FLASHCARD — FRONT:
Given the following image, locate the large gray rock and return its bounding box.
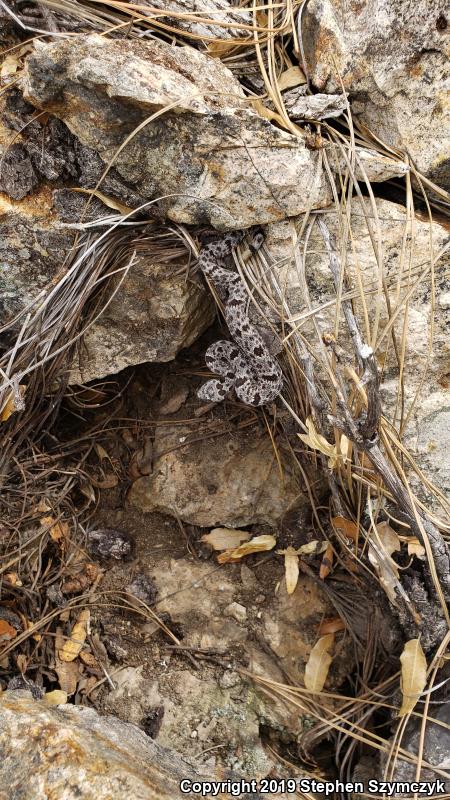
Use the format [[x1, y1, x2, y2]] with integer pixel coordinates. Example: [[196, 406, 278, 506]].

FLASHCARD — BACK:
[[138, 0, 252, 40], [302, 0, 450, 189], [265, 198, 450, 510], [22, 34, 332, 230], [0, 193, 214, 382], [0, 690, 267, 799]]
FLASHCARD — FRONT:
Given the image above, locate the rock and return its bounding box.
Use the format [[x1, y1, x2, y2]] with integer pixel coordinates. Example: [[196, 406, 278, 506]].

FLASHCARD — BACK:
[[0, 191, 213, 382], [265, 198, 450, 509], [137, 0, 252, 41], [224, 602, 247, 623], [283, 88, 348, 120], [87, 528, 134, 561], [0, 191, 75, 333], [23, 34, 331, 230], [380, 703, 450, 795], [128, 415, 316, 527], [0, 690, 269, 799], [69, 227, 214, 383], [302, 0, 450, 188], [99, 555, 335, 775], [330, 146, 410, 182]]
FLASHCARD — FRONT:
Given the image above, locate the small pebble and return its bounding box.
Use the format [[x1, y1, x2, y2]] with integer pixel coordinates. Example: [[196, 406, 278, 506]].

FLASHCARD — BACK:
[[218, 671, 241, 689], [224, 602, 247, 623]]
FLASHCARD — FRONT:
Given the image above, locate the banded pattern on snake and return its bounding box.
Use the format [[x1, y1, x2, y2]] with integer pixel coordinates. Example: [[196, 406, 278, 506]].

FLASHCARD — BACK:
[[197, 227, 283, 406]]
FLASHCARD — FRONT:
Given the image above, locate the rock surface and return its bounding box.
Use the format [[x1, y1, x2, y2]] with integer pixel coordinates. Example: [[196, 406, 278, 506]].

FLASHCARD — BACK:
[[23, 34, 332, 230], [139, 0, 252, 40], [127, 414, 316, 527], [97, 550, 346, 776], [265, 198, 450, 509], [303, 0, 450, 188], [0, 194, 213, 381], [0, 690, 268, 799]]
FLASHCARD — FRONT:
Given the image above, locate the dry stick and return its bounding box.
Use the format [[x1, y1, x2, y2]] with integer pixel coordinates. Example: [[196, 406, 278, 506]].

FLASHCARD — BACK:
[[317, 218, 450, 609]]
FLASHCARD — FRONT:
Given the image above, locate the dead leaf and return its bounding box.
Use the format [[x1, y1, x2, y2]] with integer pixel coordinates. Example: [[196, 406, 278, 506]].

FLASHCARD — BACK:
[[202, 528, 251, 551], [399, 639, 427, 717], [1, 53, 21, 79], [332, 516, 359, 542], [318, 618, 345, 635], [283, 547, 299, 595], [59, 609, 90, 662], [276, 540, 328, 557], [38, 500, 69, 545], [217, 535, 276, 564], [278, 65, 306, 91], [299, 417, 347, 469], [94, 443, 109, 461], [61, 573, 90, 595], [319, 543, 334, 580], [4, 572, 22, 587], [79, 651, 101, 670], [0, 384, 27, 423], [16, 654, 27, 674], [0, 620, 17, 641], [407, 538, 426, 559], [304, 634, 335, 693], [45, 690, 68, 705]]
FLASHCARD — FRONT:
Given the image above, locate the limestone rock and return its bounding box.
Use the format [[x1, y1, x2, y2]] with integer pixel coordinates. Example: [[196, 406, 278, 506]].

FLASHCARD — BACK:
[[283, 88, 348, 120], [70, 232, 214, 383], [23, 34, 331, 230], [330, 146, 410, 182], [127, 417, 313, 527], [0, 191, 75, 329], [0, 690, 266, 799], [138, 0, 252, 41], [99, 555, 332, 771], [0, 193, 213, 382], [265, 198, 450, 508], [303, 0, 450, 188]]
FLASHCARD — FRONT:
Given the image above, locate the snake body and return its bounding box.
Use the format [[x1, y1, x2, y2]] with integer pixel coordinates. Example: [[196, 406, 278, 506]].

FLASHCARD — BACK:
[[197, 228, 283, 406]]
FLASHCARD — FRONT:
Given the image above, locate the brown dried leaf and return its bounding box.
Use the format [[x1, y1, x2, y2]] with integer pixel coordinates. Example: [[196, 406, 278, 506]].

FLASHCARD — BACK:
[[318, 618, 345, 635], [399, 639, 427, 717], [278, 65, 306, 90], [304, 634, 335, 693], [319, 543, 334, 580], [4, 572, 22, 587], [332, 516, 359, 542], [284, 547, 299, 595], [217, 535, 276, 564], [45, 690, 68, 705], [79, 651, 101, 670], [0, 620, 17, 641], [202, 528, 251, 551], [407, 538, 426, 559], [16, 654, 27, 674], [59, 609, 90, 662]]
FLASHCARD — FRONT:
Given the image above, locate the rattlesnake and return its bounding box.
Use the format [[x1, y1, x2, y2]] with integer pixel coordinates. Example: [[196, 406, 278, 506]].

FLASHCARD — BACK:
[[197, 227, 283, 406]]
